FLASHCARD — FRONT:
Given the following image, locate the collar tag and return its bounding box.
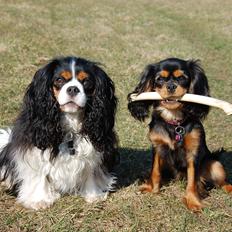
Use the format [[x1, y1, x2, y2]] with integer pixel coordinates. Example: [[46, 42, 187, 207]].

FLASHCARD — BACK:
[[175, 125, 186, 144], [63, 132, 76, 156]]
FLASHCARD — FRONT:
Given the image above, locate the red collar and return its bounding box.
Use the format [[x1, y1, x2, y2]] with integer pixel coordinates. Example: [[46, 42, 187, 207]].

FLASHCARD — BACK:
[[165, 119, 184, 126]]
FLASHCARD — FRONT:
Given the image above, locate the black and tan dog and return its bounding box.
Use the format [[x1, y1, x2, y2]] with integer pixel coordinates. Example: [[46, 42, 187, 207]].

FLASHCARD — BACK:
[[128, 58, 232, 211]]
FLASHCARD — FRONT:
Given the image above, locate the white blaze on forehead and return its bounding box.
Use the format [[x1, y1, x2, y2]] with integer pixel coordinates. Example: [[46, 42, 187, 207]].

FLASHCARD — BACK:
[[67, 59, 84, 93], [71, 59, 76, 80]]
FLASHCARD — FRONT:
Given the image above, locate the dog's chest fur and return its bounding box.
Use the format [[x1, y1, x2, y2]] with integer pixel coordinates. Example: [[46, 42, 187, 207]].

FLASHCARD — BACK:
[[15, 113, 103, 193], [50, 134, 103, 193], [150, 107, 189, 171], [0, 112, 115, 209]]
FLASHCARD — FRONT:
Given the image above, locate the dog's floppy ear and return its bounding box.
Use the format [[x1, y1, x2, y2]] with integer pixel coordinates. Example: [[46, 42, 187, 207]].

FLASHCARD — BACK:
[[128, 64, 157, 121], [184, 59, 210, 119], [13, 58, 64, 156], [133, 64, 157, 94], [81, 63, 118, 169], [188, 60, 210, 96]]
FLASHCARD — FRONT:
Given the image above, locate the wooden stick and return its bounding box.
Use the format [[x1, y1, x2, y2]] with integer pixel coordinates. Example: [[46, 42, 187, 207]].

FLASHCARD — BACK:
[[129, 92, 232, 115]]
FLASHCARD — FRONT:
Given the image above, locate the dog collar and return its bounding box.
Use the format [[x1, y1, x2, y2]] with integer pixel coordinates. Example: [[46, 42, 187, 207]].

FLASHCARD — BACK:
[[67, 139, 75, 155], [166, 119, 183, 126], [165, 119, 186, 144], [63, 132, 76, 155]]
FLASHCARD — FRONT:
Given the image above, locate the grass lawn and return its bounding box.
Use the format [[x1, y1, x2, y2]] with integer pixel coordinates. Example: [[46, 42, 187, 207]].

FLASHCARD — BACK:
[[0, 0, 232, 231]]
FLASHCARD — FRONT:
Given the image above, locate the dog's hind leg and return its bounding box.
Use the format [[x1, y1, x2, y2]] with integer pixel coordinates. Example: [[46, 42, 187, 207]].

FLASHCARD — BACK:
[[202, 159, 232, 194]]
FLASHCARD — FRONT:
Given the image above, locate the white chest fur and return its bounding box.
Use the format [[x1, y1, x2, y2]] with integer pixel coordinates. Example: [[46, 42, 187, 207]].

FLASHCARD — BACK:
[[50, 135, 103, 193], [13, 134, 115, 210], [8, 112, 116, 210]]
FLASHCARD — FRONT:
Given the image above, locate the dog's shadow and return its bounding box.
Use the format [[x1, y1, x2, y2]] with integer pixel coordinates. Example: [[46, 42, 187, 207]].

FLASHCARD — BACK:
[[113, 147, 152, 188], [114, 147, 232, 193]]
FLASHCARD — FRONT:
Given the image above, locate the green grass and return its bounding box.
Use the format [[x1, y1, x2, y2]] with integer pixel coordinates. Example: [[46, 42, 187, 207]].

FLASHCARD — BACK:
[[0, 0, 232, 231]]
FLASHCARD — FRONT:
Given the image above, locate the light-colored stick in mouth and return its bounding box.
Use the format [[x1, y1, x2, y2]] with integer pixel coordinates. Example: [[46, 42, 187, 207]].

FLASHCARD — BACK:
[[129, 92, 232, 115]]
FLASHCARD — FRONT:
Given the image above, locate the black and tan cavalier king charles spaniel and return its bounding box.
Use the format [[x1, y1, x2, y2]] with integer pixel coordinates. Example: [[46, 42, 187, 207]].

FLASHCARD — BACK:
[[0, 56, 118, 210], [128, 58, 232, 211]]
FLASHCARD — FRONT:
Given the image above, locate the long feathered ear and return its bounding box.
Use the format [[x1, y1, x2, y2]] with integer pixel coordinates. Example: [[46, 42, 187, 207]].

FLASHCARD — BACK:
[[12, 59, 64, 156], [128, 64, 157, 121], [81, 64, 118, 170], [184, 59, 210, 120]]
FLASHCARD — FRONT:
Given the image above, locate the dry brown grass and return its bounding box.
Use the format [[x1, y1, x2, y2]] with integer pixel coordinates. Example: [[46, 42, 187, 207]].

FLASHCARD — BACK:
[[0, 0, 232, 231]]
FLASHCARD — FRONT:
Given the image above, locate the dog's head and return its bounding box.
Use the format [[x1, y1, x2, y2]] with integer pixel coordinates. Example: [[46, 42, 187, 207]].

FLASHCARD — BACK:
[[18, 56, 117, 161], [52, 59, 89, 113], [51, 57, 115, 115], [128, 58, 210, 121]]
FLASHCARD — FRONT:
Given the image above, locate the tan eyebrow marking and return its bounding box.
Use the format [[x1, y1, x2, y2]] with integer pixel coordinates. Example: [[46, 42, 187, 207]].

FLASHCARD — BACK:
[[77, 71, 88, 81], [60, 71, 72, 80], [160, 70, 169, 78], [173, 69, 184, 78]]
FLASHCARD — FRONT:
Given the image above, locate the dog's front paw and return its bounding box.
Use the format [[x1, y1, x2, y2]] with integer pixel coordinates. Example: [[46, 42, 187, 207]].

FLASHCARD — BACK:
[[18, 190, 60, 210], [140, 183, 153, 193], [139, 181, 160, 194], [222, 184, 232, 193], [183, 193, 203, 212], [21, 200, 54, 210], [84, 192, 108, 203]]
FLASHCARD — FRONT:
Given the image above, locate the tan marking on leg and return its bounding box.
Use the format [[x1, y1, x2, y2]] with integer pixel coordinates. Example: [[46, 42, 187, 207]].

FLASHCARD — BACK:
[[150, 130, 174, 150], [222, 185, 232, 193], [184, 129, 200, 160], [210, 161, 225, 183], [183, 130, 202, 211], [140, 152, 163, 193], [201, 160, 232, 194], [183, 159, 203, 211]]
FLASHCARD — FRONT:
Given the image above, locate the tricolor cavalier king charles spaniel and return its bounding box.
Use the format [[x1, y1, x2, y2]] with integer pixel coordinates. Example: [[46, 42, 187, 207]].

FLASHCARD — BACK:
[[128, 58, 232, 211], [0, 56, 118, 210]]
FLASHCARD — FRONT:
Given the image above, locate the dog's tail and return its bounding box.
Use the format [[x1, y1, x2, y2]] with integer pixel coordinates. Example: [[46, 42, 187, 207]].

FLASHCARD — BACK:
[[0, 128, 11, 152]]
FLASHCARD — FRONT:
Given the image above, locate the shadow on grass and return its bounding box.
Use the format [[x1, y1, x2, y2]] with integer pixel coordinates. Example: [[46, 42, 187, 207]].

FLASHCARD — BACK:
[[113, 147, 153, 188], [113, 148, 232, 191]]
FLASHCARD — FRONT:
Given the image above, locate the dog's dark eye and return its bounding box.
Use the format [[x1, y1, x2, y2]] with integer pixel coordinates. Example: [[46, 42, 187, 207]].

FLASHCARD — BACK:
[[57, 77, 64, 82], [176, 76, 187, 82], [54, 77, 65, 87], [56, 77, 64, 83], [155, 76, 164, 83]]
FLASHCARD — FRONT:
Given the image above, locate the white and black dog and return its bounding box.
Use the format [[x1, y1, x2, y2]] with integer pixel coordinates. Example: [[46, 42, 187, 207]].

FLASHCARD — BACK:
[[0, 56, 118, 210]]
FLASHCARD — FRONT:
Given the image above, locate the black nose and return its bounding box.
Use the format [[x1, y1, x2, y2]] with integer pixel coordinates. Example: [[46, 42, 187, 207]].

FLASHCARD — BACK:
[[67, 86, 80, 97], [166, 83, 177, 93]]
